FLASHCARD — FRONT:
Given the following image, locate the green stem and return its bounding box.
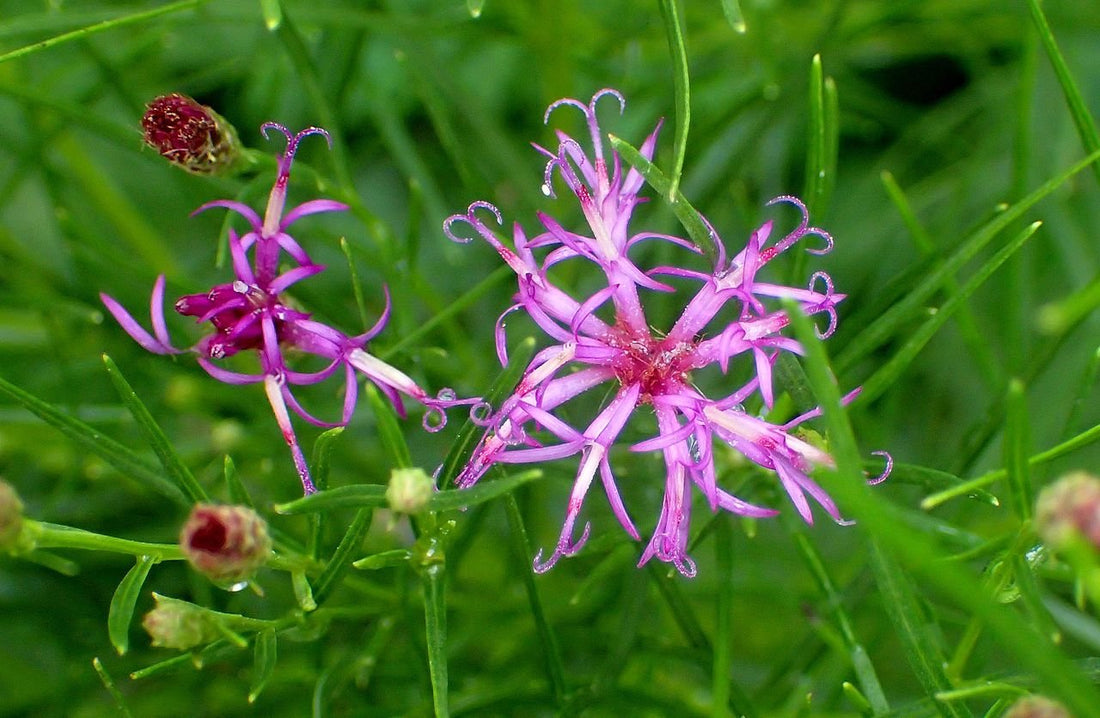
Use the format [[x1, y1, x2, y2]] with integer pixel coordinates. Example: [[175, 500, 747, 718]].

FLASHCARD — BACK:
[[32, 522, 183, 560], [657, 0, 691, 200], [0, 0, 212, 66], [503, 493, 567, 703], [422, 562, 449, 718]]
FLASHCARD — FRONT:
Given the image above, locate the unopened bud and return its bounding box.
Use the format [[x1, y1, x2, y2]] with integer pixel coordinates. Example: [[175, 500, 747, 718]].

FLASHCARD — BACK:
[[180, 504, 271, 587], [1004, 695, 1071, 718], [1035, 471, 1100, 552], [0, 479, 24, 552], [386, 468, 434, 515], [142, 94, 239, 174], [142, 594, 219, 650]]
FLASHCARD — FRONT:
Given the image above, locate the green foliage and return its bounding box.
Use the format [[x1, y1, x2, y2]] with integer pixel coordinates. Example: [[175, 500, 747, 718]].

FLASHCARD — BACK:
[[0, 1, 1098, 716]]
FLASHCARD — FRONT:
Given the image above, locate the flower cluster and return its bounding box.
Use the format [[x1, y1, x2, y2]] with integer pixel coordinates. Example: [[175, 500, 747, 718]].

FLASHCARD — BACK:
[[445, 89, 889, 576], [103, 123, 478, 494]]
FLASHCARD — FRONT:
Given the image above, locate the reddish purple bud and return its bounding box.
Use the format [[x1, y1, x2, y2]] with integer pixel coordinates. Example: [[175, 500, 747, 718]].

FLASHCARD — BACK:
[[180, 504, 271, 586], [142, 94, 239, 174], [1003, 695, 1071, 718], [1036, 471, 1100, 552]]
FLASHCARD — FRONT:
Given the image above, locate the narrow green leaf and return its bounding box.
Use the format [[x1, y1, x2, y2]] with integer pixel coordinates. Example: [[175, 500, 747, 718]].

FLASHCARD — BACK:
[[1025, 0, 1100, 186], [429, 469, 542, 512], [422, 562, 449, 718], [92, 658, 134, 718], [352, 548, 412, 570], [803, 55, 831, 219], [312, 508, 372, 606], [870, 541, 971, 718], [610, 135, 719, 265], [248, 629, 278, 704], [259, 0, 282, 30], [274, 484, 388, 515], [102, 356, 207, 504], [658, 0, 691, 199], [1036, 273, 1100, 336], [1004, 379, 1033, 521], [879, 171, 1001, 389], [923, 421, 1100, 509], [842, 682, 874, 717], [719, 0, 747, 32], [364, 384, 412, 470], [380, 265, 513, 361], [788, 519, 889, 714], [888, 463, 998, 506], [713, 515, 733, 718], [339, 237, 371, 332], [647, 562, 710, 651], [0, 373, 187, 506], [309, 427, 344, 494], [291, 570, 317, 612], [108, 556, 156, 656], [858, 222, 1041, 404], [223, 456, 254, 508], [837, 151, 1100, 373], [0, 0, 211, 65], [35, 522, 183, 560], [1062, 344, 1100, 440], [438, 336, 536, 489], [503, 493, 566, 703], [785, 303, 1100, 717]]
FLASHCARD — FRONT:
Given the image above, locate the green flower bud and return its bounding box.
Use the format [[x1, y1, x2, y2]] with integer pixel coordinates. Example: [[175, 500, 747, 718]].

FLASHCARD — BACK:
[[142, 594, 220, 650], [386, 468, 435, 515], [0, 479, 25, 553], [180, 504, 271, 587]]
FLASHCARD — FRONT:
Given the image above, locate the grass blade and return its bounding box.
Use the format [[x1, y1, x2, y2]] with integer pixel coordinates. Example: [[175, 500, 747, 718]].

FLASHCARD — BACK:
[[0, 373, 187, 506], [107, 555, 156, 656], [248, 629, 278, 704], [103, 355, 207, 504], [1025, 0, 1100, 186], [837, 152, 1100, 373], [858, 222, 1041, 403]]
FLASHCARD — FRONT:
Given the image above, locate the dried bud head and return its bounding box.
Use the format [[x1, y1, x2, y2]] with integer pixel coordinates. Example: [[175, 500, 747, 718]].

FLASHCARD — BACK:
[[1036, 471, 1100, 552], [386, 467, 435, 515], [0, 479, 24, 552], [142, 93, 239, 174], [180, 504, 271, 586], [1004, 695, 1072, 718], [142, 594, 219, 650]]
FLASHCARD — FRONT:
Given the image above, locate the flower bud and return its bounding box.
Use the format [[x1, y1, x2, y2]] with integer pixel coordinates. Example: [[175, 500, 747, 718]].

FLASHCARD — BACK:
[[142, 593, 220, 650], [0, 479, 25, 552], [386, 467, 435, 515], [1003, 695, 1071, 718], [180, 504, 271, 586], [1035, 471, 1100, 552], [141, 93, 240, 174]]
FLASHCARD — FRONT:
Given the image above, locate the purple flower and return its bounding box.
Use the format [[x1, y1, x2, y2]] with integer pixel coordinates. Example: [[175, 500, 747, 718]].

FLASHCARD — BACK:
[[444, 90, 889, 577], [103, 124, 478, 495]]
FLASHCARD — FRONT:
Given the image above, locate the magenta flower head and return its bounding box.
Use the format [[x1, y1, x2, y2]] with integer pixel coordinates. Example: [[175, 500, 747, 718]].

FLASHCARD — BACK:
[[102, 124, 479, 494], [445, 89, 890, 577], [142, 93, 240, 174]]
